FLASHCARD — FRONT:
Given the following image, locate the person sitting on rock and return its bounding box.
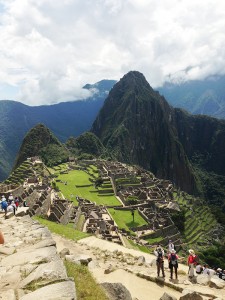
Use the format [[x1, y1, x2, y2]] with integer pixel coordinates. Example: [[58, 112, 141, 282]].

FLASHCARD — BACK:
[[168, 249, 179, 280], [202, 264, 210, 276], [154, 245, 165, 278], [195, 262, 203, 274]]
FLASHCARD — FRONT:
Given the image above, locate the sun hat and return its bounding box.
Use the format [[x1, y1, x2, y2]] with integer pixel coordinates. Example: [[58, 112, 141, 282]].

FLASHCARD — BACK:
[[171, 249, 176, 254], [189, 249, 195, 255]]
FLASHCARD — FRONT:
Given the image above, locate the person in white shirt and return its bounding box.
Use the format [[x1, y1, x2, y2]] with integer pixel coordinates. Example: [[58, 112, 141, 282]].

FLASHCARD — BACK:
[[195, 263, 203, 274], [168, 240, 175, 253], [203, 265, 210, 275]]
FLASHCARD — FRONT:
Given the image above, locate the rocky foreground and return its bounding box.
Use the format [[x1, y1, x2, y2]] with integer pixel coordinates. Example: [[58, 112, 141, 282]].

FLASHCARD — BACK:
[[1, 214, 225, 300], [0, 215, 76, 300]]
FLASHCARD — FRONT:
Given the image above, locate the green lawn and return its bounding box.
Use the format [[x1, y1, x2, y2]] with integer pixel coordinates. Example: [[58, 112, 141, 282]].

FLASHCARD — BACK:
[[108, 208, 148, 231], [34, 216, 89, 241], [55, 169, 121, 206]]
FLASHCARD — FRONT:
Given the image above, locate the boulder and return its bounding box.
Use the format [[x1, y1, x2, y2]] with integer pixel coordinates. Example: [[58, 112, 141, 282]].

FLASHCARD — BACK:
[[179, 289, 203, 300], [65, 254, 92, 266], [104, 264, 114, 274], [1, 246, 58, 267], [59, 248, 70, 258], [196, 274, 210, 286], [19, 280, 76, 300], [160, 292, 177, 300], [101, 282, 132, 300], [20, 260, 68, 288], [0, 289, 16, 300], [209, 277, 225, 289], [137, 256, 145, 266]]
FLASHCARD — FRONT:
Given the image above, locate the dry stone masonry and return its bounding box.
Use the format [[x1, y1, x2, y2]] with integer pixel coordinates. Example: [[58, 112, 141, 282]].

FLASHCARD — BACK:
[[0, 215, 76, 300]]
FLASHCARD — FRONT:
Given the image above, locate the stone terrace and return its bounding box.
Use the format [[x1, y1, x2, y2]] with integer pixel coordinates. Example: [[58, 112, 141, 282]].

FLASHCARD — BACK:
[[0, 215, 76, 300]]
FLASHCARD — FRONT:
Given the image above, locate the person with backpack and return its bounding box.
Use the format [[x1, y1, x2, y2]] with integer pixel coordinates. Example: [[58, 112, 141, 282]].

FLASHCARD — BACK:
[[154, 245, 165, 278], [187, 249, 198, 278], [168, 249, 179, 280], [1, 196, 8, 218]]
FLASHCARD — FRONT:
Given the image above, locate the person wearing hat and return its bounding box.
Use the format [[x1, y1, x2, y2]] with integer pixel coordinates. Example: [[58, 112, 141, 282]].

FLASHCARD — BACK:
[[168, 249, 179, 280], [154, 245, 165, 278], [187, 249, 197, 278]]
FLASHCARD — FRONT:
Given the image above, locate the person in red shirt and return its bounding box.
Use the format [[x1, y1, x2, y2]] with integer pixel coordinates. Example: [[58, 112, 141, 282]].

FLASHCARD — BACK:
[[168, 249, 179, 280], [187, 249, 197, 278]]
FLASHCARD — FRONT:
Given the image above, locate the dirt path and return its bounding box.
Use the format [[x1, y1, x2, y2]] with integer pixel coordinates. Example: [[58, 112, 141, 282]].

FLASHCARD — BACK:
[[52, 234, 182, 299]]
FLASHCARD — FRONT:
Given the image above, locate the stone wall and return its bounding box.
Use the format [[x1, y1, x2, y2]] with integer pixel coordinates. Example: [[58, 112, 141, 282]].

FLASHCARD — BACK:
[[0, 215, 76, 300]]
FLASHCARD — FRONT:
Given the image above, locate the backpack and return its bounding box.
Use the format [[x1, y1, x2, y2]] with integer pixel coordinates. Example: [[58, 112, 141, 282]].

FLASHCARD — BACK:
[[170, 253, 177, 265], [157, 250, 163, 262], [2, 201, 8, 210]]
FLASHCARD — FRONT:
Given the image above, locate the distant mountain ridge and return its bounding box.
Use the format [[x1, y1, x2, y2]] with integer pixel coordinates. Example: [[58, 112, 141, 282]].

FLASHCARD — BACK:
[[158, 75, 225, 119], [0, 80, 116, 181]]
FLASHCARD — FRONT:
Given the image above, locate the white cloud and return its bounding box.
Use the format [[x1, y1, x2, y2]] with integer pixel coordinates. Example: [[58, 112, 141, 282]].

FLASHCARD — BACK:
[[0, 0, 225, 105]]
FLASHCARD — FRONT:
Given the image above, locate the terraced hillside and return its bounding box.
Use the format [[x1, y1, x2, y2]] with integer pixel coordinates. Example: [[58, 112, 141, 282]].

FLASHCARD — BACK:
[[4, 160, 34, 185], [173, 191, 220, 251]]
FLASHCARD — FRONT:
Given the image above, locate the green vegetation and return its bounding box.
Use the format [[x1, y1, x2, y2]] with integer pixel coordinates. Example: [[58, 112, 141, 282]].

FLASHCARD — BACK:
[[108, 208, 147, 232], [5, 160, 34, 185], [66, 132, 107, 158], [54, 168, 120, 206], [33, 216, 89, 241], [126, 238, 150, 253], [14, 124, 69, 169], [64, 261, 109, 300]]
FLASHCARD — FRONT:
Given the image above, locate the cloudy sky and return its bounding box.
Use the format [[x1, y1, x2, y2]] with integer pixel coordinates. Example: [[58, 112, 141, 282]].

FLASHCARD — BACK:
[[0, 0, 225, 105]]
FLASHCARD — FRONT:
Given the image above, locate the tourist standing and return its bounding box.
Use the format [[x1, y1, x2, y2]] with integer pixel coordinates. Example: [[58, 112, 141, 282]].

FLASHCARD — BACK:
[[1, 196, 8, 218], [168, 249, 179, 280], [187, 249, 197, 278], [168, 240, 175, 253], [8, 193, 14, 204], [154, 245, 165, 278]]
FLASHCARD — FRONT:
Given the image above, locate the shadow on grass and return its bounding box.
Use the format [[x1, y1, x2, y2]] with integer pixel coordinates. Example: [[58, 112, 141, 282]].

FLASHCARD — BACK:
[[125, 221, 140, 228]]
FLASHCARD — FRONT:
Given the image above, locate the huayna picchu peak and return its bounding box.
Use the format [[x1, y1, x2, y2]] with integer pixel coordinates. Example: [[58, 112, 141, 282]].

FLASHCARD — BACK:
[[91, 71, 225, 199]]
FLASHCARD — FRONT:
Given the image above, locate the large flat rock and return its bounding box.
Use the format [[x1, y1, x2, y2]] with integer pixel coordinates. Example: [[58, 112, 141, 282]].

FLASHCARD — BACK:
[[20, 260, 68, 288], [1, 246, 58, 266], [19, 281, 76, 300]]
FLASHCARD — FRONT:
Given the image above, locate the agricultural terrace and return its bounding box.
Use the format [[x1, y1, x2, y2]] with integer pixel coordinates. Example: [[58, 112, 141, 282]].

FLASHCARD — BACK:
[[54, 167, 121, 206], [108, 208, 148, 232]]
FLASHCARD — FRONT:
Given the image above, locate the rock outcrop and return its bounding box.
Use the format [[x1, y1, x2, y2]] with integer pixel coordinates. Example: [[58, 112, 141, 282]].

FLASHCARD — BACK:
[[0, 215, 76, 300]]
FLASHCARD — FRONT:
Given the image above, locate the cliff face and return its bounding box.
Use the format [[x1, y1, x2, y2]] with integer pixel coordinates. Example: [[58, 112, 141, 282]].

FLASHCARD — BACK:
[[91, 71, 197, 193], [174, 109, 225, 176]]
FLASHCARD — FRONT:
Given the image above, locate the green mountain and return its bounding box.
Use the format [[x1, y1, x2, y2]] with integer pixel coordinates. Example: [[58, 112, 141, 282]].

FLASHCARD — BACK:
[[14, 124, 69, 169], [158, 75, 225, 119], [66, 132, 107, 158], [0, 80, 116, 181], [91, 71, 225, 199]]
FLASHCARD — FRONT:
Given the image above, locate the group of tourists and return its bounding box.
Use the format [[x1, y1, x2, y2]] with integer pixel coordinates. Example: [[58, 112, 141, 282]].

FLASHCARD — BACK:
[[154, 240, 178, 280], [0, 194, 27, 218], [154, 241, 225, 281]]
